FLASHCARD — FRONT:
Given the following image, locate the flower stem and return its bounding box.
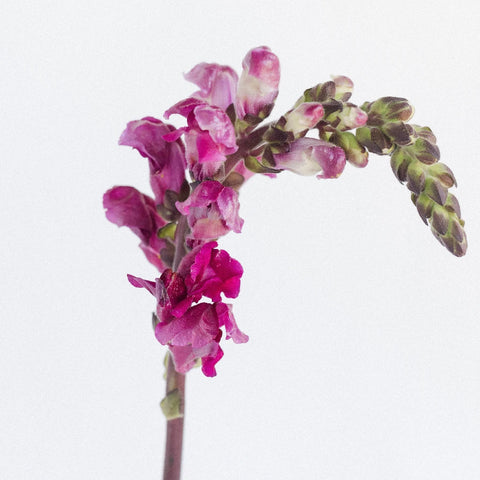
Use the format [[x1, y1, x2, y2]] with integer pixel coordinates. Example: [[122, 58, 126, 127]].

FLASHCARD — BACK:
[[163, 353, 185, 480], [162, 214, 189, 480]]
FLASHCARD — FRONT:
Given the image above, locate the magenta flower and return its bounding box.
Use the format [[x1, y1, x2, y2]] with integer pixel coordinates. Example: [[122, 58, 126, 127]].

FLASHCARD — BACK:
[[118, 117, 187, 205], [159, 302, 246, 376], [235, 46, 280, 120], [178, 241, 243, 303], [128, 242, 247, 376], [103, 186, 168, 270], [184, 62, 238, 111], [273, 137, 346, 179], [164, 98, 237, 180], [176, 180, 244, 242]]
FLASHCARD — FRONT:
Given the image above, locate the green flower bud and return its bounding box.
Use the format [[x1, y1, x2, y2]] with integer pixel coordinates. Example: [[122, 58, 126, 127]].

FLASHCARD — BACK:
[[390, 147, 414, 182], [356, 126, 394, 155], [362, 97, 415, 125], [329, 131, 368, 167], [381, 122, 415, 145], [410, 137, 441, 164]]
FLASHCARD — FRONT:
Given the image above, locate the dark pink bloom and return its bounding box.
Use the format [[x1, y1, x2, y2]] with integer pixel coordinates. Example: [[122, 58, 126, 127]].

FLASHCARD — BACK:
[[178, 241, 243, 303], [103, 186, 167, 270], [118, 117, 187, 205], [157, 302, 247, 376], [184, 62, 238, 110], [176, 180, 243, 241], [164, 99, 237, 180], [273, 137, 346, 179], [128, 243, 247, 377], [235, 46, 280, 119]]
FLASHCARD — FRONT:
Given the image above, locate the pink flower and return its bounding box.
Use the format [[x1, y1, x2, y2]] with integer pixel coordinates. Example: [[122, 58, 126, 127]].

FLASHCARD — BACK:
[[118, 117, 187, 205], [273, 137, 346, 179], [235, 46, 280, 120], [128, 242, 247, 377], [103, 186, 168, 270], [178, 241, 243, 302], [176, 180, 243, 242], [283, 102, 324, 136], [184, 62, 238, 110], [164, 99, 237, 180]]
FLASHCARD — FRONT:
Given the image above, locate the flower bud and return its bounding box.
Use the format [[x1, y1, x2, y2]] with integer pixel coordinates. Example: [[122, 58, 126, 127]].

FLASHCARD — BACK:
[[283, 102, 324, 136], [362, 97, 415, 125], [331, 75, 354, 101], [356, 126, 393, 155], [329, 131, 368, 167], [327, 104, 368, 131], [235, 46, 280, 120], [273, 137, 346, 179]]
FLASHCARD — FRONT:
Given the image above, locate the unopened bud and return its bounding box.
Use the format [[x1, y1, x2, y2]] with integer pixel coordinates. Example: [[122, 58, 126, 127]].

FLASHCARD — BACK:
[[329, 131, 368, 167], [356, 126, 393, 155], [390, 147, 414, 182], [430, 203, 467, 257], [326, 104, 368, 131], [331, 75, 354, 101], [283, 102, 324, 136], [362, 97, 415, 125], [406, 160, 426, 195], [411, 137, 440, 165], [424, 176, 448, 205], [300, 81, 336, 104], [428, 162, 457, 188], [382, 122, 415, 145]]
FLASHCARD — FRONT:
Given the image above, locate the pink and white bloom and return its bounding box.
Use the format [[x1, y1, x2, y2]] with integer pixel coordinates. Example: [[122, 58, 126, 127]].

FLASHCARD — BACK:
[[103, 186, 167, 271], [335, 105, 368, 131], [235, 46, 280, 119], [165, 99, 237, 180], [273, 137, 346, 179], [184, 62, 238, 110], [283, 102, 324, 136], [176, 180, 243, 242], [118, 117, 187, 205]]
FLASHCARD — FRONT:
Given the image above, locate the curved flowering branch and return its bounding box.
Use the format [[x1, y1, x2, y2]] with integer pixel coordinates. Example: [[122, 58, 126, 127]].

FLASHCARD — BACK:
[[103, 44, 467, 480], [104, 45, 467, 377]]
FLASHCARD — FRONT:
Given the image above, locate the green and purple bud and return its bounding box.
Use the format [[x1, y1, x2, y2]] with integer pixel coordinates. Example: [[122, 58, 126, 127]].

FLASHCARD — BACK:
[[331, 75, 354, 102], [362, 97, 415, 125], [329, 131, 369, 167]]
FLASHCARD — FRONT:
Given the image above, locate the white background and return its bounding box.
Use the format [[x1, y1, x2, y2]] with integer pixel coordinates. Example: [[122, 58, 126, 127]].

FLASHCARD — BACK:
[[2, 1, 480, 479]]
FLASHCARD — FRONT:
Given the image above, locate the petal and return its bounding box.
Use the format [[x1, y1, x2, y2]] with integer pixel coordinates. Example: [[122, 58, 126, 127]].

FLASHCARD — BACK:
[[216, 303, 249, 344], [184, 62, 238, 110]]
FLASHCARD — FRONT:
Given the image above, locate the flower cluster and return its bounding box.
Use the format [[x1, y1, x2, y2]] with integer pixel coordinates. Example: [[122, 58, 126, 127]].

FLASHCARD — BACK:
[[104, 46, 467, 376]]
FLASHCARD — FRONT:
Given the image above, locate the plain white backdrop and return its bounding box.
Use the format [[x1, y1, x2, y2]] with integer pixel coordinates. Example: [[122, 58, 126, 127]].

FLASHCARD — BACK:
[[2, 1, 480, 479]]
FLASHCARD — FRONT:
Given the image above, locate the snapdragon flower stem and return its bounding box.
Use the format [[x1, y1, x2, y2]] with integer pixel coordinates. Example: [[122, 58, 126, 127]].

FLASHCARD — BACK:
[[163, 353, 185, 480]]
